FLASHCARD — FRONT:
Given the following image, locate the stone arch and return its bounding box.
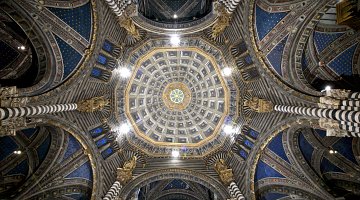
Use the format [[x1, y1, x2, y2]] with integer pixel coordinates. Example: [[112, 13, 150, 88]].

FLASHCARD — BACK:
[[119, 168, 230, 199]]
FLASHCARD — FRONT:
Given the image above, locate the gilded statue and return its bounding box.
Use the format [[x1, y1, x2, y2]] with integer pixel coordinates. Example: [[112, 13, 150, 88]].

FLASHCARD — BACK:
[[118, 4, 140, 39], [77, 96, 109, 112], [214, 159, 234, 186], [212, 4, 231, 39], [117, 156, 137, 185], [244, 97, 273, 113]]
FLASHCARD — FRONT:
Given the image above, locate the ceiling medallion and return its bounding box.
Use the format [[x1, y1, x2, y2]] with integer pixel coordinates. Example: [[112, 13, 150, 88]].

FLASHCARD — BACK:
[[162, 82, 191, 111]]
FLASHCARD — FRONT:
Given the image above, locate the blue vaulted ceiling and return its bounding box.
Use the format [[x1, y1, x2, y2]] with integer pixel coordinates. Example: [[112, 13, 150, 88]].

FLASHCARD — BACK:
[[0, 127, 93, 199], [255, 160, 285, 182], [163, 179, 190, 190], [54, 35, 83, 80], [266, 36, 288, 76], [267, 131, 290, 163], [255, 5, 288, 41], [47, 2, 92, 41], [327, 44, 357, 76], [314, 31, 344, 53]]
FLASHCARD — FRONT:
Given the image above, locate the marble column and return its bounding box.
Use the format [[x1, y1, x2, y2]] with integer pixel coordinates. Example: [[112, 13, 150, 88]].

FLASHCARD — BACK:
[[103, 181, 122, 200], [228, 182, 245, 200]]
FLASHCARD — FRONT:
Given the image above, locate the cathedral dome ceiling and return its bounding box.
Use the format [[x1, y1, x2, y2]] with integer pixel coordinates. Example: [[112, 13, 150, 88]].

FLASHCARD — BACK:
[[117, 37, 239, 156]]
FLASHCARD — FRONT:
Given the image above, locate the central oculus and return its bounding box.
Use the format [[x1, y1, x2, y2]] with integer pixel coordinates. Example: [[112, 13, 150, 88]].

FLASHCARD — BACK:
[[163, 82, 191, 110]]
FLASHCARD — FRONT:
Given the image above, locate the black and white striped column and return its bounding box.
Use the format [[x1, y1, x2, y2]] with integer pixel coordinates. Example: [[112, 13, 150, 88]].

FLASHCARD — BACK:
[[219, 0, 241, 13], [349, 92, 360, 99], [339, 121, 360, 135], [0, 104, 77, 120], [274, 105, 360, 123], [103, 181, 122, 200], [228, 182, 245, 200], [104, 0, 131, 16]]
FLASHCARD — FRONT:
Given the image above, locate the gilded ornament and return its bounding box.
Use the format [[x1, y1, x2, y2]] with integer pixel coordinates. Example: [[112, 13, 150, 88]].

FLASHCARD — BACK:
[[211, 4, 231, 39], [244, 97, 273, 113], [214, 159, 234, 186], [162, 82, 191, 111], [77, 96, 109, 112], [118, 4, 140, 39], [117, 156, 137, 185]]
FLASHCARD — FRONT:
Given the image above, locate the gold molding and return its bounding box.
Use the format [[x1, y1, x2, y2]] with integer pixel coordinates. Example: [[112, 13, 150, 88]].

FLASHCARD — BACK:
[[122, 47, 230, 148], [162, 82, 191, 111]]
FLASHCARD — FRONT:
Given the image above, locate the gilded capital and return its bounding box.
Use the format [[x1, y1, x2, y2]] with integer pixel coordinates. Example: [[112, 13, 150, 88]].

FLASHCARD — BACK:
[[214, 159, 234, 186], [244, 97, 273, 113], [76, 96, 109, 112], [117, 156, 137, 185], [118, 4, 140, 39], [211, 3, 231, 39]]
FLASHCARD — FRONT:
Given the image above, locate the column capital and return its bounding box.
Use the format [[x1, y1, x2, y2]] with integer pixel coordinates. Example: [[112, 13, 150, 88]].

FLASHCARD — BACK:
[[214, 159, 234, 186], [244, 97, 273, 113], [325, 89, 351, 99], [117, 156, 137, 185], [76, 96, 109, 112]]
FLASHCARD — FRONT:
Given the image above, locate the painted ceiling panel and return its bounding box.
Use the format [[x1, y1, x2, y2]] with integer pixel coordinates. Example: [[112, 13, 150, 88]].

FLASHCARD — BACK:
[[332, 138, 358, 165], [65, 161, 93, 181], [255, 5, 288, 41], [36, 134, 51, 163], [62, 134, 82, 161], [0, 40, 19, 70], [298, 132, 314, 165], [267, 132, 290, 163], [47, 2, 92, 41], [320, 157, 344, 174], [20, 127, 39, 139], [163, 179, 190, 190], [255, 160, 285, 182], [260, 192, 288, 200], [266, 36, 288, 76], [314, 32, 344, 53], [6, 160, 28, 176], [54, 35, 82, 80], [327, 44, 357, 76], [0, 136, 19, 162]]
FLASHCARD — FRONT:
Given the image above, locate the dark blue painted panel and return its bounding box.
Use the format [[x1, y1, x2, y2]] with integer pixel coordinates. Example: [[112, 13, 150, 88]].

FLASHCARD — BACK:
[[95, 137, 108, 148], [314, 32, 344, 53], [267, 132, 290, 163], [91, 68, 102, 77], [6, 159, 28, 176], [261, 192, 288, 200], [21, 128, 38, 139], [47, 3, 92, 41], [164, 179, 189, 190], [315, 129, 326, 138], [255, 160, 285, 182], [320, 157, 344, 173], [239, 150, 248, 159], [63, 134, 81, 161], [0, 40, 19, 70], [65, 161, 93, 181], [101, 147, 113, 159], [267, 36, 288, 76], [298, 133, 314, 165], [328, 44, 357, 76], [0, 137, 18, 162], [36, 134, 51, 163], [332, 138, 357, 165], [54, 35, 82, 80], [255, 5, 288, 40]]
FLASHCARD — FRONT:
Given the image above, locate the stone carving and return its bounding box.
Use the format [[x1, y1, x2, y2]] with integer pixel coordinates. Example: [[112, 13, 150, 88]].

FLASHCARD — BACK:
[[244, 97, 273, 113], [117, 156, 137, 185], [214, 159, 234, 186], [325, 89, 350, 99], [118, 4, 140, 39], [0, 117, 27, 137], [76, 96, 109, 112], [320, 96, 341, 106], [212, 4, 231, 39], [319, 118, 347, 137], [0, 86, 28, 107]]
